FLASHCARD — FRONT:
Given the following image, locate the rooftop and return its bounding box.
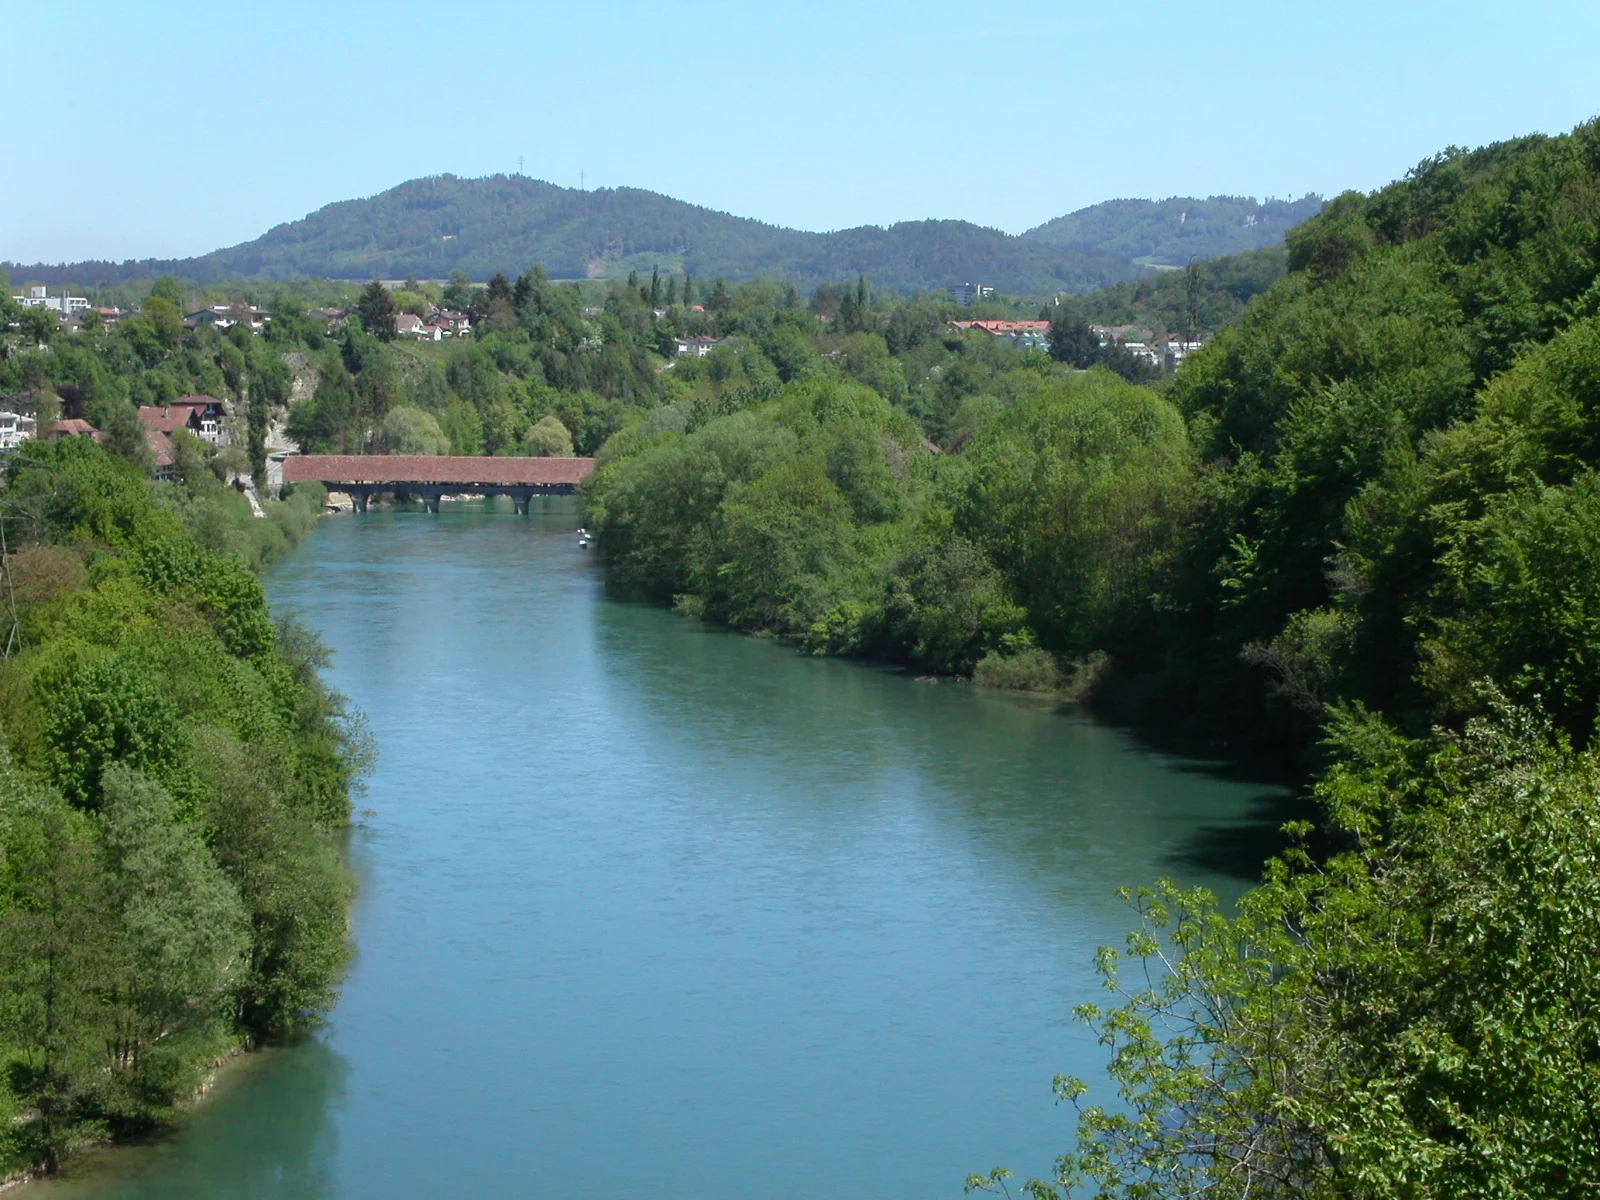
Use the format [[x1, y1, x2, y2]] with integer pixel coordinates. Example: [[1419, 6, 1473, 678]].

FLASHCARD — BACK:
[[282, 454, 596, 487]]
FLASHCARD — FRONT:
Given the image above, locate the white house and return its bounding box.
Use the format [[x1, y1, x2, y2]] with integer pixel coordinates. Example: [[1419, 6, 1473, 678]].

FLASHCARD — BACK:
[[674, 335, 727, 357], [0, 410, 37, 451], [185, 304, 270, 333], [14, 286, 90, 314], [435, 310, 472, 337]]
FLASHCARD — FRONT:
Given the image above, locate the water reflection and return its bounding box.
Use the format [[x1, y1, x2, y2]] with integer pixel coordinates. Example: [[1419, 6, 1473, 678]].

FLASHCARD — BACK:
[[45, 506, 1297, 1200], [25, 1039, 347, 1200], [593, 600, 1295, 902]]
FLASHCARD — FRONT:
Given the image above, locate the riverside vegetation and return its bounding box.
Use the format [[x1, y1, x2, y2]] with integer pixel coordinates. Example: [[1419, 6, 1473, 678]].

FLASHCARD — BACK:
[[6, 118, 1600, 1196], [588, 122, 1600, 1197], [0, 433, 358, 1175]]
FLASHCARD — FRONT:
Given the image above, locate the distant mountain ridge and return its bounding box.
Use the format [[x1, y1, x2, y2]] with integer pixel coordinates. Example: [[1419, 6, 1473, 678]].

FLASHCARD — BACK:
[[5, 176, 1322, 295], [1023, 194, 1324, 265]]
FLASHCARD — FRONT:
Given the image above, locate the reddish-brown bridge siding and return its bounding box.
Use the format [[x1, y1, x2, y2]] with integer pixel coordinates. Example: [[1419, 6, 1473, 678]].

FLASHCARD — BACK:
[[283, 454, 595, 512]]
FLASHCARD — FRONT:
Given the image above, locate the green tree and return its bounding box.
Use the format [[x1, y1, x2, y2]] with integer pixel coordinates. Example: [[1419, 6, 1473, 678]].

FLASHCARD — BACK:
[[354, 281, 397, 341], [436, 398, 485, 456], [148, 276, 183, 308], [96, 766, 246, 1112], [193, 730, 350, 1040], [521, 414, 574, 457], [0, 775, 115, 1170], [144, 297, 185, 350], [17, 307, 56, 347], [102, 404, 155, 474], [44, 658, 186, 809], [379, 406, 450, 455], [1045, 309, 1098, 367], [999, 698, 1600, 1200], [441, 270, 476, 312]]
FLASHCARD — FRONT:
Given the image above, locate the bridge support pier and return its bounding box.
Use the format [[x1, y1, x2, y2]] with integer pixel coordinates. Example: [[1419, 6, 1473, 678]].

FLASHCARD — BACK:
[[282, 457, 593, 515]]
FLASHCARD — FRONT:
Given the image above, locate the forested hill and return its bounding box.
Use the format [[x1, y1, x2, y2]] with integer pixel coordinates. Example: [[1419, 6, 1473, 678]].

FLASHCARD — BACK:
[[1023, 193, 1324, 264], [8, 175, 1143, 296]]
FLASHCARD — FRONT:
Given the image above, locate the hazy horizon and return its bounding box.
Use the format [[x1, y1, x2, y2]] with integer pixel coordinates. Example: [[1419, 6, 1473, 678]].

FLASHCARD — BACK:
[[4, 0, 1598, 264], [0, 174, 1328, 271]]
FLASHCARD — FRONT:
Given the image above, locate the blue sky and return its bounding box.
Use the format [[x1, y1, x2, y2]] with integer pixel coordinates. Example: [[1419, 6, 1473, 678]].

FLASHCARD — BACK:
[[4, 0, 1598, 264]]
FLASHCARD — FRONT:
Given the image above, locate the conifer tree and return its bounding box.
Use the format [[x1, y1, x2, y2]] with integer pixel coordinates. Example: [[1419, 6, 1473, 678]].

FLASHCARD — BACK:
[[354, 281, 397, 342]]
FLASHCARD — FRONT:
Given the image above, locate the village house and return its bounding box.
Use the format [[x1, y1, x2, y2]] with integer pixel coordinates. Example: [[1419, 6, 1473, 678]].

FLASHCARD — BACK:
[[185, 304, 270, 334], [1089, 323, 1152, 346], [674, 335, 727, 357], [138, 395, 228, 476], [949, 319, 1051, 352], [12, 285, 90, 314], [139, 399, 222, 480], [1160, 338, 1204, 370], [0, 409, 36, 451], [434, 309, 472, 337], [45, 417, 99, 442], [394, 313, 427, 338]]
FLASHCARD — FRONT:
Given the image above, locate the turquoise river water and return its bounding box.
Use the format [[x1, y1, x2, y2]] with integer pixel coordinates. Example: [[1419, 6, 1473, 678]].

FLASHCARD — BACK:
[[30, 500, 1292, 1200]]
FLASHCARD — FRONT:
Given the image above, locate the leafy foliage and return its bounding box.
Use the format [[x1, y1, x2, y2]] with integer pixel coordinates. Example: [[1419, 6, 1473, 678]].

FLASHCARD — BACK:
[[0, 439, 363, 1172], [974, 699, 1600, 1200], [587, 368, 1191, 677], [955, 119, 1600, 1200]]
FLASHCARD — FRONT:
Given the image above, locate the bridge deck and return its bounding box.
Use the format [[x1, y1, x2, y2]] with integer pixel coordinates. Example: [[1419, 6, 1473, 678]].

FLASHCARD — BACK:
[[283, 454, 594, 488]]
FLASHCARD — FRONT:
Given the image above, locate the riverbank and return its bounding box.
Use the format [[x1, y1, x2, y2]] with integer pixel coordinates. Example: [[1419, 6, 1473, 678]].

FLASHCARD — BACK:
[[22, 503, 1293, 1200], [0, 442, 362, 1177], [2, 1047, 281, 1196]]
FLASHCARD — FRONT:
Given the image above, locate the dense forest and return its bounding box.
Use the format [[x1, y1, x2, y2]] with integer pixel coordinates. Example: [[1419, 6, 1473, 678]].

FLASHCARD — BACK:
[[0, 436, 359, 1173], [586, 123, 1600, 1196], [1023, 193, 1324, 264]]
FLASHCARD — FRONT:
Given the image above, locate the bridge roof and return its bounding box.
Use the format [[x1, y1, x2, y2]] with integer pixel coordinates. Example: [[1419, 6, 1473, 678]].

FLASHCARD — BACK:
[[282, 454, 595, 487]]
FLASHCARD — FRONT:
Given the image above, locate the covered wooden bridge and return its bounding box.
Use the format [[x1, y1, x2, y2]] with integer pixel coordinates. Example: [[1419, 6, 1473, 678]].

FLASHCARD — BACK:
[[281, 454, 596, 513]]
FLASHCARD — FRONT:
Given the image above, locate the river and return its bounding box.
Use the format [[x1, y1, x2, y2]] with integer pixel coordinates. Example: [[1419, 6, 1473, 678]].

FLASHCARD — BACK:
[[30, 501, 1294, 1200]]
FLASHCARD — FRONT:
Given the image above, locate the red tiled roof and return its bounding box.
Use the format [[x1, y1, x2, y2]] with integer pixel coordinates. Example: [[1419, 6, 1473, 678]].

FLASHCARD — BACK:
[[147, 430, 175, 467], [139, 405, 203, 434], [282, 455, 596, 487], [950, 320, 1050, 334], [49, 418, 99, 439]]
